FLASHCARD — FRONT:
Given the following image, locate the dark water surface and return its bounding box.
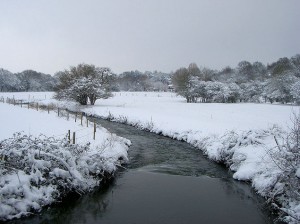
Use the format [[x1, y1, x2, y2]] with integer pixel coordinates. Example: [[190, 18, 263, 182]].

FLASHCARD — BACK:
[[8, 118, 279, 224]]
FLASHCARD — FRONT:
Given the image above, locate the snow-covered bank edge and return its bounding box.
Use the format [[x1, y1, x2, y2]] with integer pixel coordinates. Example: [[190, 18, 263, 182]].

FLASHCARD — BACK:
[[82, 111, 299, 223], [0, 103, 131, 221]]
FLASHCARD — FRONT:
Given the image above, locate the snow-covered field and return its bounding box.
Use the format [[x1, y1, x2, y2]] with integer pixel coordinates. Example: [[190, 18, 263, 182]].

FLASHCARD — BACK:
[[0, 98, 130, 220], [1, 91, 300, 222], [88, 92, 294, 133], [2, 91, 294, 133]]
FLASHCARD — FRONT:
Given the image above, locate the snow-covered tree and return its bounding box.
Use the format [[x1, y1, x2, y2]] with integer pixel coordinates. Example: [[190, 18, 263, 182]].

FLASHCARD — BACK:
[[237, 60, 254, 82], [116, 70, 171, 92], [291, 80, 300, 104], [0, 68, 57, 92], [0, 69, 21, 92], [16, 70, 57, 91], [291, 54, 300, 78], [171, 55, 300, 104], [267, 57, 294, 76], [172, 64, 209, 102], [201, 67, 215, 81], [193, 81, 207, 102], [205, 81, 227, 102], [215, 66, 236, 83], [252, 61, 268, 81], [226, 82, 242, 103], [264, 73, 297, 104], [55, 64, 113, 105], [240, 81, 265, 102]]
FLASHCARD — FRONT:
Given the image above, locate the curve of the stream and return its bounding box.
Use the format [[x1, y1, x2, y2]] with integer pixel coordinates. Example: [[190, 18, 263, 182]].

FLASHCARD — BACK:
[[7, 118, 280, 224]]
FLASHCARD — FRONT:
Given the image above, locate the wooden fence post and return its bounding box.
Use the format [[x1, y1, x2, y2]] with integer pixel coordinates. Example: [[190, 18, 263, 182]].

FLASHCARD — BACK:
[[75, 112, 77, 122], [47, 105, 50, 114], [93, 119, 96, 140], [58, 108, 60, 116], [86, 116, 88, 127], [73, 132, 76, 144], [28, 102, 30, 109], [68, 130, 71, 143], [81, 113, 83, 125], [36, 103, 39, 111]]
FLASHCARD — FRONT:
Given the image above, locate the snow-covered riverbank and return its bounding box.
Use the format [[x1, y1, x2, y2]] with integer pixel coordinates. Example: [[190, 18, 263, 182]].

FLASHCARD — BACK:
[[1, 91, 299, 222], [0, 101, 130, 221]]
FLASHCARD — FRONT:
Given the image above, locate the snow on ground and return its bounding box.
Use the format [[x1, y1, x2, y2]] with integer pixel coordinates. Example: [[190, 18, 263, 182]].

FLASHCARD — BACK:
[[2, 91, 294, 134], [0, 99, 130, 155], [0, 99, 130, 221], [1, 91, 300, 222], [89, 92, 293, 135]]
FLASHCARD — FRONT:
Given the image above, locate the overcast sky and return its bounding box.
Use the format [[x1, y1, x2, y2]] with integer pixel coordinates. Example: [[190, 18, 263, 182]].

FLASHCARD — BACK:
[[0, 0, 299, 75]]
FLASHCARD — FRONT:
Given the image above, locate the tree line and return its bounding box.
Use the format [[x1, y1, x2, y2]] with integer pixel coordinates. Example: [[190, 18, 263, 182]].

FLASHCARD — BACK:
[[1, 54, 299, 105], [172, 55, 300, 104], [0, 69, 57, 92]]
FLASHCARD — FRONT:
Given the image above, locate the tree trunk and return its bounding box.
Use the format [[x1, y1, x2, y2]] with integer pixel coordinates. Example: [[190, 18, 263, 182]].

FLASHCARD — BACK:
[[78, 95, 88, 105], [89, 95, 97, 105]]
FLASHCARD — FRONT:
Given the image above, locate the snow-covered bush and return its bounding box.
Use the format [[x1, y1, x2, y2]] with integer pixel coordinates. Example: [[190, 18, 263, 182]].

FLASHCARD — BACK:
[[264, 112, 300, 223], [0, 132, 128, 221]]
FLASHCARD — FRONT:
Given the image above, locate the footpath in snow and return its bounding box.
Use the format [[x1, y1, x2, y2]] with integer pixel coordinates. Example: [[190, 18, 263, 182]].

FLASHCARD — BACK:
[[0, 101, 130, 221], [1, 91, 300, 223]]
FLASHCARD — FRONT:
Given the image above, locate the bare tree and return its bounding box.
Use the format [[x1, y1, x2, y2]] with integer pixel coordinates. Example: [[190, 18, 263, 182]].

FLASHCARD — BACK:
[[171, 67, 193, 102]]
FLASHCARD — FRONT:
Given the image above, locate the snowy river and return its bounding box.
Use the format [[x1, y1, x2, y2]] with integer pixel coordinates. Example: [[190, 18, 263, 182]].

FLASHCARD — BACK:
[[8, 118, 280, 224]]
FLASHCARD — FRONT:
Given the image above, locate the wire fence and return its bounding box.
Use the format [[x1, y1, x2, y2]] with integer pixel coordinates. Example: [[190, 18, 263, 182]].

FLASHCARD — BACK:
[[2, 96, 98, 144]]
